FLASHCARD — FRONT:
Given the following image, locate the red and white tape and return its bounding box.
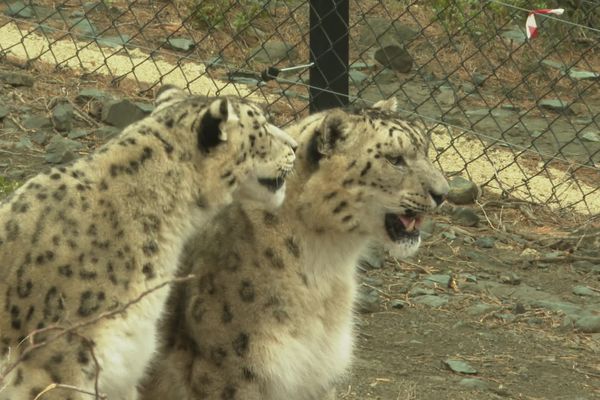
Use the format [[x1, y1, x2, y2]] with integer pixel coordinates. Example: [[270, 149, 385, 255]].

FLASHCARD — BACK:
[[526, 8, 564, 39]]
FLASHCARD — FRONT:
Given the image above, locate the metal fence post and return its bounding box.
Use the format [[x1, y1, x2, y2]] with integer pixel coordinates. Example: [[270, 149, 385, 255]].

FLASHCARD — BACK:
[[309, 0, 349, 112]]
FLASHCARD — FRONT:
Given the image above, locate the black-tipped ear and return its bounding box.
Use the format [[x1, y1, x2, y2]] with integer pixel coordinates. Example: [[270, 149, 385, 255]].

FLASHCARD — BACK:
[[305, 113, 346, 168], [196, 98, 230, 153]]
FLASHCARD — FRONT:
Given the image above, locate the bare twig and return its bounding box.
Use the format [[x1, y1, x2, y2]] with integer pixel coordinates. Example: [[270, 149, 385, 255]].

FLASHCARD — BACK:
[[0, 275, 195, 385], [33, 383, 107, 400]]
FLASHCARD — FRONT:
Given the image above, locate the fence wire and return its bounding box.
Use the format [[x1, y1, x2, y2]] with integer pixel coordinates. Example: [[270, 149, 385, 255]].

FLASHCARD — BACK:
[[0, 0, 598, 214]]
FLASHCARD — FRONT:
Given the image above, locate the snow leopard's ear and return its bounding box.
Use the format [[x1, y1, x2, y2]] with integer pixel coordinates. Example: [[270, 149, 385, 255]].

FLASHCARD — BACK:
[[154, 85, 186, 107], [195, 98, 238, 153], [306, 110, 348, 168]]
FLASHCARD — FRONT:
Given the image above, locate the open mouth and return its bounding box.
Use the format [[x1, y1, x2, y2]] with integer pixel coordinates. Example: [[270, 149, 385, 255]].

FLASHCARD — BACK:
[[258, 176, 286, 192], [384, 212, 423, 242]]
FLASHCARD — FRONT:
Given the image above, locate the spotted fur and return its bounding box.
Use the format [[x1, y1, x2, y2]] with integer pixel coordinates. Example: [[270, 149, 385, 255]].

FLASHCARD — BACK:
[[139, 99, 449, 400], [0, 87, 295, 400]]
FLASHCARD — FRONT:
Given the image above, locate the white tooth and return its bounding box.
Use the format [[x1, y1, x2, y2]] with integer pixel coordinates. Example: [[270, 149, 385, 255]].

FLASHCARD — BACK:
[[406, 219, 416, 232]]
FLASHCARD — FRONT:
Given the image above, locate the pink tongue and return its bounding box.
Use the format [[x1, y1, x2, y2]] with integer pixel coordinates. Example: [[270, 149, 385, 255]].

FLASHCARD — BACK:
[[398, 215, 415, 228]]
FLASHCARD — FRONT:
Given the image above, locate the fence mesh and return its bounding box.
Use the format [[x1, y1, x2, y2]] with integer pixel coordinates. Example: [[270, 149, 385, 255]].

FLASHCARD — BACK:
[[0, 0, 598, 214]]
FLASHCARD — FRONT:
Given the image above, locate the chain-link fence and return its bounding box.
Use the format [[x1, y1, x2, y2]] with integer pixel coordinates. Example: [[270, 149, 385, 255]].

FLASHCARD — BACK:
[[1, 0, 599, 214]]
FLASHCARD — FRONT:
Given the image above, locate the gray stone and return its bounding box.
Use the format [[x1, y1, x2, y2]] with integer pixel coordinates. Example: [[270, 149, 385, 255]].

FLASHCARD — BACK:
[[165, 37, 195, 52], [572, 286, 597, 297], [475, 236, 495, 249], [358, 18, 419, 48], [5, 0, 33, 18], [538, 99, 572, 114], [44, 135, 84, 164], [447, 176, 479, 205], [472, 73, 486, 86], [250, 41, 297, 64], [15, 136, 32, 150], [372, 68, 397, 84], [390, 299, 408, 309], [0, 71, 34, 87], [500, 28, 526, 43], [374, 45, 413, 73], [70, 17, 98, 38], [30, 131, 49, 145], [541, 59, 564, 70], [436, 86, 455, 106], [357, 288, 380, 313], [441, 230, 457, 241], [94, 126, 121, 141], [459, 378, 490, 390], [101, 99, 146, 128], [23, 115, 53, 130], [76, 88, 112, 102], [568, 69, 600, 81], [413, 295, 448, 308], [409, 286, 435, 297], [575, 316, 600, 333], [68, 130, 90, 139], [464, 274, 477, 283], [350, 61, 376, 70], [52, 103, 74, 132], [134, 102, 154, 115], [443, 359, 478, 374], [466, 303, 499, 317], [451, 207, 480, 227], [0, 105, 8, 119], [425, 274, 451, 286], [349, 70, 369, 87], [97, 34, 132, 48], [500, 273, 521, 285], [581, 131, 600, 142]]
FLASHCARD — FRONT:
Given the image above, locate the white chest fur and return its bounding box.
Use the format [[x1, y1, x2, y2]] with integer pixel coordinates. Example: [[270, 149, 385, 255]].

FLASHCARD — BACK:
[[259, 241, 363, 400]]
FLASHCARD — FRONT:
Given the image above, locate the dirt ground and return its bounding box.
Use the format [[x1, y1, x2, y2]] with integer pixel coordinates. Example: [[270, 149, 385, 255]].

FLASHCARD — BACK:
[[0, 58, 598, 400]]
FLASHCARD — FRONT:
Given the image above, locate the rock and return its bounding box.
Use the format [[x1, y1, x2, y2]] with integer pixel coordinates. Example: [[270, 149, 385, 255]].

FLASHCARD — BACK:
[[76, 88, 112, 103], [134, 102, 154, 115], [101, 99, 147, 128], [349, 70, 369, 87], [30, 131, 49, 145], [23, 115, 53, 130], [568, 69, 600, 81], [500, 273, 521, 285], [475, 236, 495, 249], [575, 316, 600, 333], [472, 73, 486, 86], [359, 243, 386, 270], [459, 378, 490, 390], [358, 18, 418, 48], [0, 105, 8, 119], [372, 68, 397, 84], [374, 45, 413, 73], [441, 230, 456, 241], [357, 288, 380, 313], [413, 295, 448, 308], [44, 135, 84, 164], [500, 28, 526, 43], [165, 37, 195, 52], [249, 41, 297, 64], [98, 34, 132, 48], [425, 274, 451, 286], [447, 176, 479, 204], [0, 71, 34, 87], [94, 126, 121, 141], [52, 103, 74, 132], [15, 136, 32, 150], [538, 99, 572, 114], [409, 286, 435, 297], [436, 86, 455, 106], [70, 17, 98, 38], [464, 274, 477, 283], [572, 286, 597, 297], [581, 131, 600, 142], [466, 303, 499, 317], [443, 359, 478, 374], [5, 0, 33, 18], [513, 303, 526, 314], [451, 207, 480, 227], [390, 299, 408, 309], [68, 130, 90, 139]]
